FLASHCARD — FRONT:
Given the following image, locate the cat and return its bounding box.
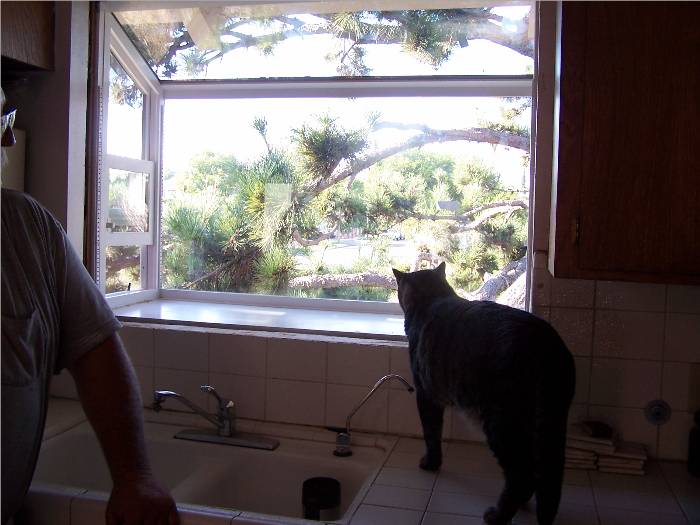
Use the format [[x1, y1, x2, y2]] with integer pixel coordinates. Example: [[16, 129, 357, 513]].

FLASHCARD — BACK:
[[393, 262, 575, 525]]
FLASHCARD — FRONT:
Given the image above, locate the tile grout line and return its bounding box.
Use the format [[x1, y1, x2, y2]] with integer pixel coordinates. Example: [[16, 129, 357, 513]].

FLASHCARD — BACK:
[[659, 461, 694, 525], [419, 452, 443, 525], [582, 470, 605, 525], [657, 285, 670, 458], [586, 280, 598, 418]]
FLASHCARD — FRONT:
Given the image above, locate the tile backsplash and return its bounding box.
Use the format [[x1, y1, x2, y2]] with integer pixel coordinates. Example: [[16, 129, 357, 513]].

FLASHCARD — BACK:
[[531, 272, 700, 461], [51, 278, 699, 460], [51, 327, 429, 436]]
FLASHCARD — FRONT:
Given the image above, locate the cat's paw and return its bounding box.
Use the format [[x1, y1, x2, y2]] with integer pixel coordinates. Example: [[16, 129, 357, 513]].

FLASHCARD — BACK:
[[483, 506, 508, 525], [419, 454, 442, 471]]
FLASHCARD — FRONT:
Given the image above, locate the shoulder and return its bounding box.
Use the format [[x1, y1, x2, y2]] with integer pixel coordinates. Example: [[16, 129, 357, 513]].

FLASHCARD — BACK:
[[2, 189, 57, 225], [2, 189, 65, 237], [3, 188, 42, 210]]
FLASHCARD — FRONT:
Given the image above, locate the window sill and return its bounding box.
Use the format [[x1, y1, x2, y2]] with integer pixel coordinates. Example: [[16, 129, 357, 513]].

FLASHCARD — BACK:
[[112, 298, 407, 341]]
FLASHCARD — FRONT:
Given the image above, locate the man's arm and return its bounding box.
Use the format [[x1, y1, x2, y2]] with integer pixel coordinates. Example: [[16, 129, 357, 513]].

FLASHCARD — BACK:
[[67, 333, 179, 525]]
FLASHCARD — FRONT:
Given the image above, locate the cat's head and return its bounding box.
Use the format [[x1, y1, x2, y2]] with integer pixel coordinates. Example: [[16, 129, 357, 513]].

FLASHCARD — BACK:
[[392, 262, 456, 313]]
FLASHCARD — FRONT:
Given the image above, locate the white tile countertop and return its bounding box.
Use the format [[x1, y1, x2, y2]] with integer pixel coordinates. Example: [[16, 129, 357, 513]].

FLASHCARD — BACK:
[[113, 300, 407, 340], [41, 399, 700, 525]]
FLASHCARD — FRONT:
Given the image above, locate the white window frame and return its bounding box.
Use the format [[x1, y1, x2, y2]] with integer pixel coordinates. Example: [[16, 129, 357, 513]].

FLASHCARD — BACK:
[[100, 3, 533, 316], [98, 13, 163, 297], [102, 154, 155, 246]]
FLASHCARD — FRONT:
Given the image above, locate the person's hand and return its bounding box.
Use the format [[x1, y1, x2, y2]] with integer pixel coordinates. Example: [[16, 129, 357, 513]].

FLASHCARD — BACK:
[[106, 475, 180, 525]]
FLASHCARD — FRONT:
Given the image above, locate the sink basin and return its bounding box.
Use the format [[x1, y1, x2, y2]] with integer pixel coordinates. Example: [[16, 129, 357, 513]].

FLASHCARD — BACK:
[[31, 421, 389, 523], [172, 438, 379, 519]]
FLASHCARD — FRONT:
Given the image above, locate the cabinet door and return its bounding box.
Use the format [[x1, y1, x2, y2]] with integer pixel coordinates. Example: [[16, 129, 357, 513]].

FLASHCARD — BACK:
[[551, 2, 700, 284], [1, 1, 54, 70]]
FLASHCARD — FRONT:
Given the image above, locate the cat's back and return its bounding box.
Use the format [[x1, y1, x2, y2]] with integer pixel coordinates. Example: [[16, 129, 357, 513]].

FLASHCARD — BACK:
[[415, 296, 570, 362]]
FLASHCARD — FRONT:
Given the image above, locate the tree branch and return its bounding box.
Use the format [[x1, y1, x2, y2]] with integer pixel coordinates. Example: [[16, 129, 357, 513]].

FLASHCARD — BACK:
[[183, 259, 236, 289], [155, 11, 534, 71], [291, 223, 339, 247], [289, 272, 397, 290], [303, 127, 528, 199], [465, 256, 526, 301], [413, 200, 528, 223]]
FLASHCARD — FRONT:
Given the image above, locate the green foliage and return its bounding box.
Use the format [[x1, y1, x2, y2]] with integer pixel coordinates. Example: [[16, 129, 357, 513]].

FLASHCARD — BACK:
[[449, 241, 499, 291], [325, 184, 368, 232], [105, 245, 141, 293], [109, 56, 143, 109], [477, 210, 528, 262], [255, 30, 286, 56], [161, 105, 528, 301], [253, 247, 297, 294], [165, 204, 209, 243], [400, 10, 453, 67], [181, 151, 247, 195], [181, 49, 209, 77], [480, 97, 532, 139], [292, 115, 368, 178]]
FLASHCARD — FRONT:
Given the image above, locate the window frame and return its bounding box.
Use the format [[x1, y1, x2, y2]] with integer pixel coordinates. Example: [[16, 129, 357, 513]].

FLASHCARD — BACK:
[[102, 154, 155, 246], [99, 13, 163, 295], [99, 4, 534, 315]]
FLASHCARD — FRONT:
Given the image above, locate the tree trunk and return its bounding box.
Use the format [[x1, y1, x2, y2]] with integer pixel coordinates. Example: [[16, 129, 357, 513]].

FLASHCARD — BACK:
[[289, 272, 397, 290], [465, 256, 527, 302], [496, 272, 526, 310]]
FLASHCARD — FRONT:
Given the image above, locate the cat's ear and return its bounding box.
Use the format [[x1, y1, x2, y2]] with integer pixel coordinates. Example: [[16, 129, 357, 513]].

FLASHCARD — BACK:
[[436, 261, 446, 276], [392, 268, 405, 282]]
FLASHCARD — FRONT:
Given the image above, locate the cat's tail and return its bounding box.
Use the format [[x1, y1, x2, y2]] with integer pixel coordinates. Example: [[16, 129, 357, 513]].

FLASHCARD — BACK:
[[533, 348, 575, 525]]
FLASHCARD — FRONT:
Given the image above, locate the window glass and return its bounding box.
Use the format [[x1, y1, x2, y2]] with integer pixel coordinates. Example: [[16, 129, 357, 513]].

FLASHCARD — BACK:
[[114, 4, 534, 80], [107, 54, 144, 158], [161, 96, 530, 302], [107, 168, 150, 233], [106, 245, 143, 293]]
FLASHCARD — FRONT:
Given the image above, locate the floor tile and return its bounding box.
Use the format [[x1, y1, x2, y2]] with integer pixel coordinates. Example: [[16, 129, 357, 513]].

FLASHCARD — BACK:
[[434, 471, 503, 497], [426, 491, 494, 518], [513, 505, 538, 524], [385, 451, 423, 469], [350, 504, 423, 525], [552, 503, 600, 525], [363, 485, 431, 511], [598, 507, 689, 525], [560, 484, 596, 506], [515, 502, 599, 525], [375, 466, 436, 491], [594, 487, 684, 515], [444, 442, 493, 461], [394, 438, 427, 454], [440, 457, 503, 479], [563, 469, 592, 487], [590, 471, 671, 494], [421, 512, 484, 525]]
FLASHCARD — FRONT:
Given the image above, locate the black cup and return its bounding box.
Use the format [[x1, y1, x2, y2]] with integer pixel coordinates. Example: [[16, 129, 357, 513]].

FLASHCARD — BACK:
[[302, 476, 341, 521]]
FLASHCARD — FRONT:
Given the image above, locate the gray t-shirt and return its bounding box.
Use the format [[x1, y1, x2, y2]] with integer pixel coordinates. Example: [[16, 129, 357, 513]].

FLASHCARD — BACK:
[[1, 189, 122, 522]]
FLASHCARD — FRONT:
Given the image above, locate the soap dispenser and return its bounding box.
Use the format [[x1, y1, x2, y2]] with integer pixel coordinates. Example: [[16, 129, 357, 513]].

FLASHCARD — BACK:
[[690, 409, 700, 478]]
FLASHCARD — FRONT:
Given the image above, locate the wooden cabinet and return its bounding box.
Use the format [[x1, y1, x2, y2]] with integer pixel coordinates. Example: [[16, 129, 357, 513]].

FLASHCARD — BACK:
[[550, 2, 700, 284], [1, 1, 54, 70]]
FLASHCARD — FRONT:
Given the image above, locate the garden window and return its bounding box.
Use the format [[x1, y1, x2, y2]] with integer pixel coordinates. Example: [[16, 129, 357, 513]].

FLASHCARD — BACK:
[[99, 1, 534, 311]]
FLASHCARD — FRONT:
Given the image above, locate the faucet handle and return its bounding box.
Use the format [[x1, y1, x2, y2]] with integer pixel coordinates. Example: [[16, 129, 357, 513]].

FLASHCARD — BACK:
[[200, 385, 227, 409]]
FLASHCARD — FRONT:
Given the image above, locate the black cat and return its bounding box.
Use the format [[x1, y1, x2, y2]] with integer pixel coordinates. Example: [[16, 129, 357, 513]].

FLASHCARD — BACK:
[[393, 263, 575, 525]]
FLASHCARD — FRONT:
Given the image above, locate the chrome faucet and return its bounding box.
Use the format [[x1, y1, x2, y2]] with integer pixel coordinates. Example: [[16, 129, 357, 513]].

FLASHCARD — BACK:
[[153, 385, 236, 437], [333, 374, 414, 457]]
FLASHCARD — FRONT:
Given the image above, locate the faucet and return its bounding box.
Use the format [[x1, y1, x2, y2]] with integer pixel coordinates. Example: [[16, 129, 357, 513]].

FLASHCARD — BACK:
[[153, 385, 235, 437], [333, 374, 414, 457]]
